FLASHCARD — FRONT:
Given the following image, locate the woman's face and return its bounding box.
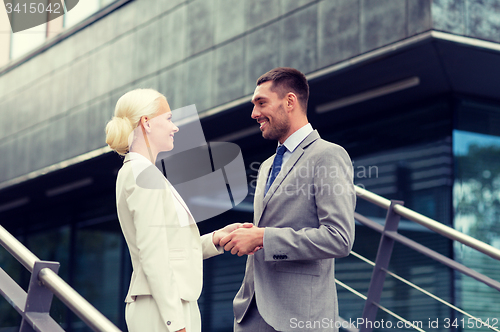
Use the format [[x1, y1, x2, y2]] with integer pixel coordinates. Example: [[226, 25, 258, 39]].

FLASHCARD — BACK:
[[148, 98, 179, 152]]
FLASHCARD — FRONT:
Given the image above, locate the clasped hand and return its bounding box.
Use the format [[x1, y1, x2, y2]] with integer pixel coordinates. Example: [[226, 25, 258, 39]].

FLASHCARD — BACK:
[[213, 223, 264, 256]]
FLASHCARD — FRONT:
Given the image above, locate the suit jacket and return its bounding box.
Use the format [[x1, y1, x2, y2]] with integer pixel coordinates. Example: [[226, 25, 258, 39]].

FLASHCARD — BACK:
[[116, 152, 223, 332], [233, 130, 356, 331]]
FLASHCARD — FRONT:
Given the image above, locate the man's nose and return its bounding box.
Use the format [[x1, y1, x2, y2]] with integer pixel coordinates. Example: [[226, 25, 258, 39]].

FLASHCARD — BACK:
[[251, 107, 260, 119]]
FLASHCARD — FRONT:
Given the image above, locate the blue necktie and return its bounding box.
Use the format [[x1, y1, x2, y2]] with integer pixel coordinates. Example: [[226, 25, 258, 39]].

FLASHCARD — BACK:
[[265, 145, 287, 196]]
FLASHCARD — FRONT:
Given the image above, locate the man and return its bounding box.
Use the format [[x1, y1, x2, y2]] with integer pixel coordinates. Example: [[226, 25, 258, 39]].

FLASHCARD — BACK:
[[220, 67, 356, 331]]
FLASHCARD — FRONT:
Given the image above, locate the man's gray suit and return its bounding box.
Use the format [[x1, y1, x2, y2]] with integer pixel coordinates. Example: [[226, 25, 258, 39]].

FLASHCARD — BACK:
[[234, 130, 356, 331]]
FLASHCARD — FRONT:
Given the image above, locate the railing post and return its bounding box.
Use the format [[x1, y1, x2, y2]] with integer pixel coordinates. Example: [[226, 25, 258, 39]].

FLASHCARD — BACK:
[[19, 260, 64, 332], [360, 200, 403, 332]]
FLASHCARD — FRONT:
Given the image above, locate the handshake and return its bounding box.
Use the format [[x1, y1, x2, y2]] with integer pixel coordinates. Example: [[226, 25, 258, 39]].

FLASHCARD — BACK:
[[212, 223, 264, 256]]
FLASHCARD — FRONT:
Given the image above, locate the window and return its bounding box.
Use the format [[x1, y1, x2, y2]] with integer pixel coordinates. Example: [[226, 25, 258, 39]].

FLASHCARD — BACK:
[[10, 23, 47, 59], [0, 3, 11, 67], [63, 0, 100, 28], [453, 99, 500, 325], [2, 0, 118, 63]]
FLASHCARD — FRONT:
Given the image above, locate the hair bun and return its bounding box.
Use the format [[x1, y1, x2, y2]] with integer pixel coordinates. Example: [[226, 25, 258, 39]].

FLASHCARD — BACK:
[[105, 116, 134, 156]]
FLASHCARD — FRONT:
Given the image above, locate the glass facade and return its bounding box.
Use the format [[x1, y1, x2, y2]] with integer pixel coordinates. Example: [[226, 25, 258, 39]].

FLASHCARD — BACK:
[[0, 0, 120, 66], [63, 0, 101, 28], [73, 225, 123, 330], [26, 226, 71, 326], [329, 100, 454, 331], [453, 100, 500, 331], [0, 242, 24, 330], [10, 23, 47, 59]]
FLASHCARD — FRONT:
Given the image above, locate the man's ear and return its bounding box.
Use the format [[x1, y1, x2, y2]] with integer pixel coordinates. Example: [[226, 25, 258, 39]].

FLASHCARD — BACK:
[[286, 92, 297, 112]]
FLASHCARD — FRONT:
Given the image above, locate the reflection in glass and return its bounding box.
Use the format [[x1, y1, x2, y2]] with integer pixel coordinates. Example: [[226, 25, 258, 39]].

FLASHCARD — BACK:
[[25, 226, 70, 328], [10, 23, 47, 59], [63, 0, 100, 28], [453, 129, 500, 329], [0, 245, 23, 329], [73, 226, 122, 331], [344, 139, 454, 327]]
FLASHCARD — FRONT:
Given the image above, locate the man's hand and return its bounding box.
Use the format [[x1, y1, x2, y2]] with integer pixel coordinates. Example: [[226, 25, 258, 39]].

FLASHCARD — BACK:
[[212, 223, 253, 246], [220, 226, 265, 256]]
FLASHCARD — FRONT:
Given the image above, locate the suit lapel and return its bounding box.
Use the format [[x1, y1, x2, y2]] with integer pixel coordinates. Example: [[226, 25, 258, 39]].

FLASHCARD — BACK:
[[126, 152, 196, 223], [166, 179, 195, 221], [255, 158, 272, 226], [257, 130, 321, 225], [261, 148, 304, 211]]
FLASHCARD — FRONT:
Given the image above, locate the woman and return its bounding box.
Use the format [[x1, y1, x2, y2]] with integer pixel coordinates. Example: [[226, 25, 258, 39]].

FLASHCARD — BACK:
[[105, 89, 243, 332]]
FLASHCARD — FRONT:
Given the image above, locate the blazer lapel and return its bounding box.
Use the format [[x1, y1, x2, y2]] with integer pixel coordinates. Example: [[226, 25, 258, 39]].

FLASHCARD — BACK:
[[166, 179, 195, 222], [255, 159, 272, 226], [261, 148, 304, 209], [125, 152, 196, 223], [258, 130, 321, 223]]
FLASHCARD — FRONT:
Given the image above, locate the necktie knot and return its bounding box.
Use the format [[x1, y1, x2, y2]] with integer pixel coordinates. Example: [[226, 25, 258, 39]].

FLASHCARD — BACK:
[[276, 145, 287, 156]]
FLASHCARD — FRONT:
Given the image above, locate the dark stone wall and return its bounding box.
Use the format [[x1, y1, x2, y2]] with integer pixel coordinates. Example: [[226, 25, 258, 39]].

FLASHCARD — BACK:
[[2, 0, 498, 183], [432, 0, 500, 42]]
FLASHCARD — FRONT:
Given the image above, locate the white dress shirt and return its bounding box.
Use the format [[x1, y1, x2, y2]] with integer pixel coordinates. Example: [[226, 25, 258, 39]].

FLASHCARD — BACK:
[[266, 123, 313, 188]]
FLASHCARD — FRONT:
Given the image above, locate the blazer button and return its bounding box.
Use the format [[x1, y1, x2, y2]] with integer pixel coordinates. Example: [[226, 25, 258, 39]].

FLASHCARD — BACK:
[[167, 321, 171, 326]]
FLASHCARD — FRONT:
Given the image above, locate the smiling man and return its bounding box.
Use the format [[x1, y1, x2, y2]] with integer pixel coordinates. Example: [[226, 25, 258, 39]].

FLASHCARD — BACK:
[[220, 67, 356, 332]]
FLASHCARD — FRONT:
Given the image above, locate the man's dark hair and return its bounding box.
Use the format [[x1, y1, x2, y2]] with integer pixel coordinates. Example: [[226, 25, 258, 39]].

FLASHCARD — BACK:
[[257, 67, 309, 113]]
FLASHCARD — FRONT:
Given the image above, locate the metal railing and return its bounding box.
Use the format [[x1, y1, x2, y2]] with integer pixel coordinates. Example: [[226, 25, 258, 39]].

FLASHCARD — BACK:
[[335, 186, 500, 332], [0, 225, 122, 332], [1, 185, 499, 332], [355, 186, 500, 261]]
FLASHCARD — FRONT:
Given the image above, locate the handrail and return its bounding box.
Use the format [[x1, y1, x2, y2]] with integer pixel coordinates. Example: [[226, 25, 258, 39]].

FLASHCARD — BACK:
[[355, 186, 391, 209], [353, 186, 500, 332], [337, 250, 500, 332], [0, 224, 122, 332], [0, 225, 38, 272], [349, 251, 500, 332], [355, 186, 500, 261], [38, 268, 122, 332], [335, 278, 426, 332], [354, 211, 500, 291]]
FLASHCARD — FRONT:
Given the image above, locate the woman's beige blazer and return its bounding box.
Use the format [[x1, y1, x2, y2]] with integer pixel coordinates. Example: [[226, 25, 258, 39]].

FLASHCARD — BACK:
[[116, 152, 222, 331]]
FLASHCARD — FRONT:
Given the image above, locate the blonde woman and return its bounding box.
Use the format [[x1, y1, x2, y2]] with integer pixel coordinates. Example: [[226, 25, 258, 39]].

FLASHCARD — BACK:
[[106, 89, 245, 332]]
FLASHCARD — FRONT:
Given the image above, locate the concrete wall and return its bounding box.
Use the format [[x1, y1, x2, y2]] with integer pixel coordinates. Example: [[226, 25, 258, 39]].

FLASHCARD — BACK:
[[5, 0, 496, 184], [432, 0, 500, 42]]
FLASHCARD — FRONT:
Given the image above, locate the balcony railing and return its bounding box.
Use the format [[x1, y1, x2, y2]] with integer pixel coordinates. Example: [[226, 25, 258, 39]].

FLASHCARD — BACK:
[[0, 185, 499, 331], [0, 224, 121, 332], [336, 186, 500, 332]]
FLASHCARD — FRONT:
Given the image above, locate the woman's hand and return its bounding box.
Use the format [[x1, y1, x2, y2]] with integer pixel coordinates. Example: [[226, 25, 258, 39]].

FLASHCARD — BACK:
[[176, 328, 186, 332], [212, 223, 253, 246]]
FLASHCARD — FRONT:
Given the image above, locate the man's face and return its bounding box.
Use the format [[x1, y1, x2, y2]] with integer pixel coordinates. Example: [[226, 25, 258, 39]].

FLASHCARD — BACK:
[[251, 81, 290, 142]]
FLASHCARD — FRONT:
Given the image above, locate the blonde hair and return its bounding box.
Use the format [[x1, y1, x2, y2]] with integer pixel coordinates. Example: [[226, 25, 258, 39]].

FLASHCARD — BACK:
[[105, 89, 165, 155]]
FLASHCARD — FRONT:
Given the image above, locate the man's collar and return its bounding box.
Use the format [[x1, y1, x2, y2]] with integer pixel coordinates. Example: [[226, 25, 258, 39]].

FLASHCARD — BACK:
[[280, 123, 313, 153]]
